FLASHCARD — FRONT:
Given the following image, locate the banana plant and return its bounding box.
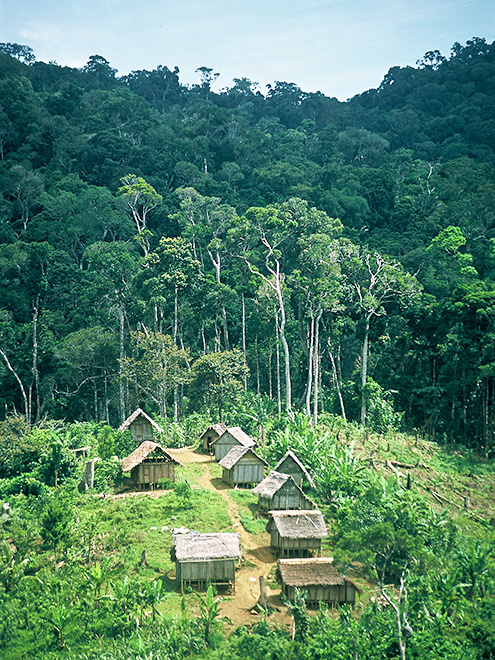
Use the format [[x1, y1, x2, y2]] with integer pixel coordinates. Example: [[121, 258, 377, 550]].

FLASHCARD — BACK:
[[0, 540, 29, 593], [40, 602, 73, 648], [192, 584, 227, 645], [83, 557, 115, 605]]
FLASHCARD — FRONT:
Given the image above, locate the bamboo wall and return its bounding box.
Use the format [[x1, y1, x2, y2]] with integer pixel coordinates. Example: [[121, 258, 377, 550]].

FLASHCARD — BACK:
[[132, 461, 175, 488], [222, 460, 264, 486], [277, 458, 304, 486], [259, 482, 308, 512], [270, 531, 321, 557], [130, 419, 154, 443], [214, 435, 237, 461], [282, 582, 357, 608], [176, 558, 236, 592]]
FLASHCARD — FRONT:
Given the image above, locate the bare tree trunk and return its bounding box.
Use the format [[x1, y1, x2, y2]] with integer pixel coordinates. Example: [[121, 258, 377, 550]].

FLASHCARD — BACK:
[[379, 572, 412, 660], [94, 379, 98, 421], [118, 305, 126, 423], [242, 293, 247, 390], [305, 314, 315, 418], [201, 322, 207, 355], [275, 308, 281, 416], [255, 335, 260, 395], [328, 341, 346, 422], [360, 314, 371, 426], [0, 347, 30, 426], [173, 284, 178, 343], [268, 337, 273, 400], [245, 256, 291, 413], [32, 296, 41, 424], [313, 312, 321, 426], [276, 279, 292, 414]]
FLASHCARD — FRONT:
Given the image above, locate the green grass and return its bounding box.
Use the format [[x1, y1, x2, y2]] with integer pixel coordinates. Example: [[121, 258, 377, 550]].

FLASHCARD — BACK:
[[229, 490, 266, 534], [76, 486, 233, 575]]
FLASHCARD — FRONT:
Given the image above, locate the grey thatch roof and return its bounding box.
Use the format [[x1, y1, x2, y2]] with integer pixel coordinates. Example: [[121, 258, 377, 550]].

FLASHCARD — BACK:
[[121, 441, 183, 472], [173, 533, 242, 562], [274, 450, 315, 488], [213, 426, 255, 448], [219, 445, 268, 470], [252, 470, 293, 497], [200, 423, 228, 439], [278, 558, 361, 590], [268, 509, 327, 539], [119, 408, 164, 434]]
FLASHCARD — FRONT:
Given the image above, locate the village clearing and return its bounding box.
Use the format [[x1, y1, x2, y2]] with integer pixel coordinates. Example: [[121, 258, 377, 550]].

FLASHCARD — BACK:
[[167, 447, 293, 628]]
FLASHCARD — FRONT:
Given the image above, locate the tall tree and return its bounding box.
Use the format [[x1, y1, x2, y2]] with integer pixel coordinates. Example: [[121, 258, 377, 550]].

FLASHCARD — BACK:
[[117, 174, 162, 256], [341, 247, 419, 426]]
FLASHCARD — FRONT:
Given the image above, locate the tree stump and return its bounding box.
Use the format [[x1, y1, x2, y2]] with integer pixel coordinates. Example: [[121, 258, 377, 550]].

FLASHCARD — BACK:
[[257, 575, 272, 611]]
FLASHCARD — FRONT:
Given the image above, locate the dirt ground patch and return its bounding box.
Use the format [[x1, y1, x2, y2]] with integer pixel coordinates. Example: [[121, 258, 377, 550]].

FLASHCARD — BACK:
[[167, 447, 291, 628]]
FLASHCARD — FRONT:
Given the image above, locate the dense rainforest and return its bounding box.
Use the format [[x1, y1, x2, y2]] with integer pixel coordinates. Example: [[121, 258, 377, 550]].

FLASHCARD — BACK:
[[0, 38, 495, 660], [1, 37, 495, 447]]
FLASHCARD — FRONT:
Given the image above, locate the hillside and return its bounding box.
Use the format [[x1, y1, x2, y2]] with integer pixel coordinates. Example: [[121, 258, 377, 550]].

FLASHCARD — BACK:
[[1, 414, 494, 659]]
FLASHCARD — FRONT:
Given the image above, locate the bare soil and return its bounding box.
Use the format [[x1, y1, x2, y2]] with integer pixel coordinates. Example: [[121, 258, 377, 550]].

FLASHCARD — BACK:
[[168, 447, 292, 628]]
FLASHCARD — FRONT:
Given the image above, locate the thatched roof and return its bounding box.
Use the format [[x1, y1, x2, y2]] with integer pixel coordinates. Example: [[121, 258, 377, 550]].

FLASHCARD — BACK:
[[268, 510, 327, 539], [213, 426, 255, 448], [200, 423, 227, 439], [219, 446, 268, 470], [119, 408, 164, 434], [274, 450, 315, 488], [252, 470, 298, 497], [121, 441, 183, 472], [278, 558, 361, 590], [172, 533, 242, 562]]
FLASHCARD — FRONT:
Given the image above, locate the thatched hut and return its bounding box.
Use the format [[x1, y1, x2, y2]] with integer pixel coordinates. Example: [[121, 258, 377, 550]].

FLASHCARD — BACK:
[[200, 423, 228, 453], [278, 558, 361, 608], [212, 427, 256, 462], [119, 408, 163, 443], [172, 533, 242, 592], [252, 471, 315, 513], [273, 450, 315, 488], [267, 509, 327, 557], [121, 441, 183, 489], [219, 446, 267, 487]]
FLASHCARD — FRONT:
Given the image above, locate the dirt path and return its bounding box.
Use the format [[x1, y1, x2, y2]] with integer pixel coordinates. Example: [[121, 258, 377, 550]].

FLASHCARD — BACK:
[[168, 447, 289, 627]]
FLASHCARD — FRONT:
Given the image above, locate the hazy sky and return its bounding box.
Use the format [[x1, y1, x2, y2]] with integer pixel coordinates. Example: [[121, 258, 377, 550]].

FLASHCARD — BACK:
[[1, 0, 494, 100]]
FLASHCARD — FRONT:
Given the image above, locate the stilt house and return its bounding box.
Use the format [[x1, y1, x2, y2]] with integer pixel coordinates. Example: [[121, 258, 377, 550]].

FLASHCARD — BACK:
[[267, 509, 327, 557], [252, 471, 316, 513], [171, 533, 242, 592], [200, 423, 228, 453], [212, 427, 256, 462], [219, 446, 267, 487], [273, 450, 315, 488], [119, 408, 163, 443], [121, 441, 183, 489], [278, 558, 361, 608]]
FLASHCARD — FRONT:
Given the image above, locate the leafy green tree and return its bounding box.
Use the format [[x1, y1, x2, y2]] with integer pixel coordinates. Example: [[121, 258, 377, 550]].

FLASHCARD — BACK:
[[190, 349, 249, 422], [121, 330, 190, 419], [97, 425, 115, 459], [340, 246, 419, 426], [117, 174, 162, 256], [0, 43, 35, 63]]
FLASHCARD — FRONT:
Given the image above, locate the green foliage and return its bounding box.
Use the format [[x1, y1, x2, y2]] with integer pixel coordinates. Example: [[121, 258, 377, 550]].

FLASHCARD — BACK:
[[98, 425, 115, 459], [40, 497, 73, 552], [190, 350, 249, 422]]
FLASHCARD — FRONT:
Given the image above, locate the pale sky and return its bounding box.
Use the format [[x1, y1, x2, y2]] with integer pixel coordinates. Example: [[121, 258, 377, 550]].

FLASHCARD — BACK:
[[1, 0, 494, 100]]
